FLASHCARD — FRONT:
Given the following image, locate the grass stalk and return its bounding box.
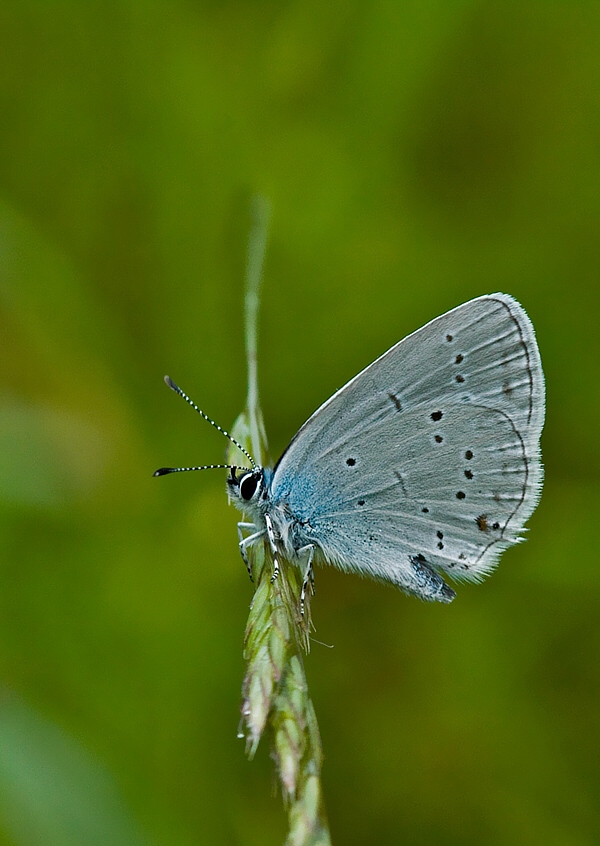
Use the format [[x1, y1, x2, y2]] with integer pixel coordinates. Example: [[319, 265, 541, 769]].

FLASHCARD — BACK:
[[229, 197, 331, 846]]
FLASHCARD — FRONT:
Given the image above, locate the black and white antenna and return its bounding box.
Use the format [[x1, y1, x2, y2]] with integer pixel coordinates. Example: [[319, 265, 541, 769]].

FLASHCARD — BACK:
[[153, 375, 256, 478]]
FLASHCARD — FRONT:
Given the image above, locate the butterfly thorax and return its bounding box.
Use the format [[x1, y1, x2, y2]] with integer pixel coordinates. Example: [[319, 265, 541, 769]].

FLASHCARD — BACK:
[[227, 466, 313, 563]]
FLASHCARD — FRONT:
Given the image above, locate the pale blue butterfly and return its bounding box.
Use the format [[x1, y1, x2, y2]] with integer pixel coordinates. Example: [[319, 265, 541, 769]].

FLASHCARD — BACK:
[[155, 294, 545, 612]]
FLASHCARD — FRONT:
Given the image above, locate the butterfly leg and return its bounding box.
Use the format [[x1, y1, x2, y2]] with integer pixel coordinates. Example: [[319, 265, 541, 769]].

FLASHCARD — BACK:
[[297, 545, 315, 616], [264, 514, 280, 584], [237, 522, 266, 583]]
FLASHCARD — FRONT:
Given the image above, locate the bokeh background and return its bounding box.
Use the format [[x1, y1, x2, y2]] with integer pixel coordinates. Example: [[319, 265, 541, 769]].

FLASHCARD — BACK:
[[0, 2, 599, 844]]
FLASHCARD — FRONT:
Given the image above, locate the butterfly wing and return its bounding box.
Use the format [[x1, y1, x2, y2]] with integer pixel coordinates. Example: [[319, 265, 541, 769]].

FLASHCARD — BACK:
[[270, 294, 545, 601]]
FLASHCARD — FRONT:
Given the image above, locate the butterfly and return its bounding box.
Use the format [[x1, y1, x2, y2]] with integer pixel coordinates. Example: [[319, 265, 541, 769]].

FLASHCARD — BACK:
[[156, 294, 545, 611]]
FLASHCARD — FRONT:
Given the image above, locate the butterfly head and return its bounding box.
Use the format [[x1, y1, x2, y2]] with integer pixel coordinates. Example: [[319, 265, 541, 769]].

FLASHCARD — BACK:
[[227, 466, 268, 515]]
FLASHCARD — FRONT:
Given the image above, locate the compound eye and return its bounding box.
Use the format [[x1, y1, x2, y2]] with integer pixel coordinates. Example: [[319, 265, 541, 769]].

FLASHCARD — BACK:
[[240, 473, 258, 501]]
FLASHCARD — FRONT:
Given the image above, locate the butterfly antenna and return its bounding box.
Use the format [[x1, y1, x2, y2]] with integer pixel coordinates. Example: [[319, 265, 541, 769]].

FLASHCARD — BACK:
[[161, 375, 257, 469], [154, 463, 250, 478]]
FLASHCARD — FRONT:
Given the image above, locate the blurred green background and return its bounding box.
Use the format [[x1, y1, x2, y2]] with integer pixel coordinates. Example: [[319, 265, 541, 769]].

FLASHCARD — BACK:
[[0, 2, 598, 844]]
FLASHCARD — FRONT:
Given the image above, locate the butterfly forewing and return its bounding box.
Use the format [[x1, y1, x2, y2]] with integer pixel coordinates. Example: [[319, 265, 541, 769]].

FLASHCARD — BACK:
[[271, 294, 544, 597]]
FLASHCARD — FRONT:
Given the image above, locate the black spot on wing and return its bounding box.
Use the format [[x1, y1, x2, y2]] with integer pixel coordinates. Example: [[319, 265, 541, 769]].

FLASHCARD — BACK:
[[388, 392, 402, 411]]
